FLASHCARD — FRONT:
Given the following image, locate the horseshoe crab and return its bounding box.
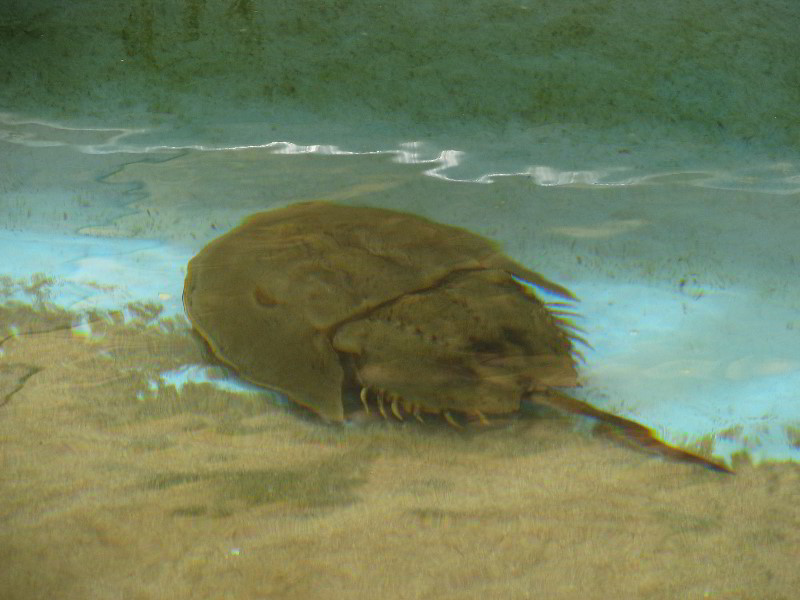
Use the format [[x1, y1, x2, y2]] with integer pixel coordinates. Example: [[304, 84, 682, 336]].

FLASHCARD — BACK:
[[183, 201, 730, 473]]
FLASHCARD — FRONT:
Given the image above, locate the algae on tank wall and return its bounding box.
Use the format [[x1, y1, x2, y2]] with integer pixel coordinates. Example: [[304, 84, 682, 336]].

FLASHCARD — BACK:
[[1, 0, 798, 152]]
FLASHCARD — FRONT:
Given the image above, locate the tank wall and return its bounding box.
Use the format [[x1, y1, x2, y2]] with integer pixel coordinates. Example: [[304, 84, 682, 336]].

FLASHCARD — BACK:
[[1, 0, 798, 150]]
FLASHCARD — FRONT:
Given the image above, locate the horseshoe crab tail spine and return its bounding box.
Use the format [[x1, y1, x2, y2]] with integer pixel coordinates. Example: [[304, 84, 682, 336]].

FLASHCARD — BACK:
[[538, 390, 734, 474]]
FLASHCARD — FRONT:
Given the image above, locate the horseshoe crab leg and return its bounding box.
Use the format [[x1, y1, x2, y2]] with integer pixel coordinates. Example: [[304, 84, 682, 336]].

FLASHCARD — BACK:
[[538, 390, 733, 474], [376, 390, 388, 419], [472, 409, 490, 426], [443, 410, 462, 429], [390, 396, 404, 421]]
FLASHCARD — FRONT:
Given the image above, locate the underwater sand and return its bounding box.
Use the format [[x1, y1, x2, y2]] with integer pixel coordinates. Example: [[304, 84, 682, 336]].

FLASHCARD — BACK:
[[0, 303, 797, 600]]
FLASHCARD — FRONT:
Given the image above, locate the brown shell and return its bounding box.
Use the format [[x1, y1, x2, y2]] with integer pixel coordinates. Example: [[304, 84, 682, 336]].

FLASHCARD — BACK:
[[184, 201, 732, 473], [183, 201, 579, 422]]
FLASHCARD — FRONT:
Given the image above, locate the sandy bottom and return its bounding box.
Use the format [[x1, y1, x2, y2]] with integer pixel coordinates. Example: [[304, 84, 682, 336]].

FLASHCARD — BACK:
[[0, 302, 797, 600]]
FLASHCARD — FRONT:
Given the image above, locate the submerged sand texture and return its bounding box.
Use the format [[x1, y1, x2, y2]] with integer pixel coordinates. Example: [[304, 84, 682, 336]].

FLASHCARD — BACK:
[[0, 300, 797, 600]]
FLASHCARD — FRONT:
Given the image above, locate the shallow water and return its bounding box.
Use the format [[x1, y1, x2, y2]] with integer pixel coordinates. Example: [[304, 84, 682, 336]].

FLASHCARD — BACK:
[[2, 120, 798, 462], [1, 122, 799, 599], [2, 1, 800, 596]]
